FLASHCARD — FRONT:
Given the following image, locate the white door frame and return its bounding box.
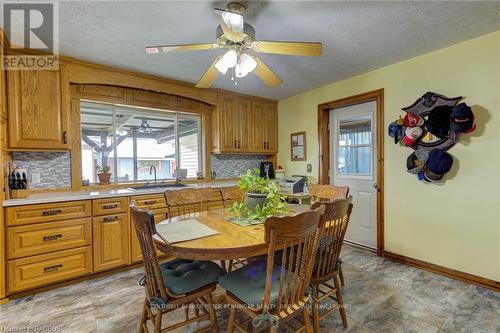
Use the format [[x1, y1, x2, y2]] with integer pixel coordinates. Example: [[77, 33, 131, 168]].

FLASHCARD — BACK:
[[317, 89, 384, 255]]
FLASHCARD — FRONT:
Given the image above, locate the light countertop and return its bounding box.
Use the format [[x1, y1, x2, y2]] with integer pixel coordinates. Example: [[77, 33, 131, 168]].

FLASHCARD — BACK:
[[3, 180, 238, 207]]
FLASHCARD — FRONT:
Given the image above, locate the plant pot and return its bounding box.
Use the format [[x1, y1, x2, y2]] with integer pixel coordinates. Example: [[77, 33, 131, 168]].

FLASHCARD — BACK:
[[245, 192, 268, 212], [97, 172, 111, 185]]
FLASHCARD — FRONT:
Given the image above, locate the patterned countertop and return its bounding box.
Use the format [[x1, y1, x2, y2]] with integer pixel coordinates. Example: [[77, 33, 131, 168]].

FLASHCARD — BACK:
[[3, 180, 238, 207]]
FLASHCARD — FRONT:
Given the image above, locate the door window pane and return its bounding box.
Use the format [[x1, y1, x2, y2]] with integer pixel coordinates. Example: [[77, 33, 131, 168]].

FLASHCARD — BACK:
[[338, 146, 371, 174], [336, 113, 372, 175]]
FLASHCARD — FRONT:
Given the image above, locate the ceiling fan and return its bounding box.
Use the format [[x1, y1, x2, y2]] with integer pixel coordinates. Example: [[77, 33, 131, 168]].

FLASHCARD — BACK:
[[145, 2, 322, 88]]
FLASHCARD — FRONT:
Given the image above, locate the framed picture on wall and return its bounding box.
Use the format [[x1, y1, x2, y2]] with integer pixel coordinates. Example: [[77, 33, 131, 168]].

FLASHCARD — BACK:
[[290, 131, 307, 161]]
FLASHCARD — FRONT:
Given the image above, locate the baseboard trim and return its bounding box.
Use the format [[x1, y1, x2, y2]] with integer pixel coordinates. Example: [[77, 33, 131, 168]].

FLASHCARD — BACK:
[[344, 240, 377, 252], [382, 251, 499, 292]]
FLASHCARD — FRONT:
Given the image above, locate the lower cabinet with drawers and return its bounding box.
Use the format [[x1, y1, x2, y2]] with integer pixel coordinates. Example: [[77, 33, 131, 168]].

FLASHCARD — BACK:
[[5, 200, 93, 293], [3, 187, 226, 296]]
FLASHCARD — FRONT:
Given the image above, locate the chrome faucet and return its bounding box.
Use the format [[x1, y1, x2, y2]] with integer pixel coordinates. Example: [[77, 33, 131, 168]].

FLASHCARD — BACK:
[[149, 165, 157, 185]]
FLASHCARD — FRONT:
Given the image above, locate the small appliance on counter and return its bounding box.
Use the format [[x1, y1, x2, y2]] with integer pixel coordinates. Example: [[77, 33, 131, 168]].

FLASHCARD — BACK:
[[260, 162, 274, 179], [279, 175, 306, 194]]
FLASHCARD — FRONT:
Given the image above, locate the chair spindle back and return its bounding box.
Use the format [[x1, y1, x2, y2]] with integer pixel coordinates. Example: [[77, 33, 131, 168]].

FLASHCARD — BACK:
[[311, 196, 353, 281], [263, 207, 324, 314], [309, 184, 349, 203], [164, 188, 213, 220], [220, 186, 244, 208], [130, 204, 168, 301]]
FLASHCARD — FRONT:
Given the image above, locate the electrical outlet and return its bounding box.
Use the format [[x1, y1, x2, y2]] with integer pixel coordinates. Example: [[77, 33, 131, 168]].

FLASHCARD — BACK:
[[31, 172, 41, 184]]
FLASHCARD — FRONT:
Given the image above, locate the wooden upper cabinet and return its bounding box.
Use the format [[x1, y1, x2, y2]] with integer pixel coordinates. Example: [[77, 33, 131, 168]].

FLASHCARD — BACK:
[[251, 100, 277, 153], [0, 35, 6, 119], [213, 91, 277, 154], [234, 97, 252, 152], [263, 102, 278, 153], [219, 94, 239, 152], [7, 63, 69, 149]]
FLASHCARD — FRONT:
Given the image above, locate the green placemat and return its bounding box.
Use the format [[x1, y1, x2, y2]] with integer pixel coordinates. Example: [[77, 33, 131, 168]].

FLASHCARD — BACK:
[[226, 217, 264, 227]]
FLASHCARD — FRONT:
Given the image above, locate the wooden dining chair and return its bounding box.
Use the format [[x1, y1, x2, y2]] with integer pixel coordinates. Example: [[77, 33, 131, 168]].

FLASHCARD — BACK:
[[219, 207, 325, 333], [310, 197, 353, 332], [308, 184, 349, 203], [220, 186, 248, 272], [164, 188, 213, 220], [220, 186, 244, 208], [130, 203, 224, 333], [308, 184, 349, 287]]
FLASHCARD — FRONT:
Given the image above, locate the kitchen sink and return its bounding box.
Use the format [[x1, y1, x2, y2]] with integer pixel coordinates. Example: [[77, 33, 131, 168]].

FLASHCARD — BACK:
[[127, 183, 187, 191]]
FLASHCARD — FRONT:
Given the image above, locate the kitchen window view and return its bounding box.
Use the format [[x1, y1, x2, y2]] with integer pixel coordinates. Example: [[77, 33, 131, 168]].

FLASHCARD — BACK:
[[80, 101, 202, 184]]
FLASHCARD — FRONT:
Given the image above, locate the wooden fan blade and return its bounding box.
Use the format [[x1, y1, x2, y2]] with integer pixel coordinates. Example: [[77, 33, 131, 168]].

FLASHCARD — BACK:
[[251, 41, 322, 57], [253, 57, 282, 87], [145, 43, 218, 54], [214, 8, 244, 42], [195, 57, 221, 88]]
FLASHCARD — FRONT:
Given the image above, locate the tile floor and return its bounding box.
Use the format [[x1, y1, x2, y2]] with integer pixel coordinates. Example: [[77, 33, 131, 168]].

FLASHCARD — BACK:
[[0, 245, 498, 333]]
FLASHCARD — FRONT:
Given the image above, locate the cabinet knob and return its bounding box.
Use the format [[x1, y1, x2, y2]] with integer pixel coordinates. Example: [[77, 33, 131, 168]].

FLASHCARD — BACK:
[[63, 131, 68, 144]]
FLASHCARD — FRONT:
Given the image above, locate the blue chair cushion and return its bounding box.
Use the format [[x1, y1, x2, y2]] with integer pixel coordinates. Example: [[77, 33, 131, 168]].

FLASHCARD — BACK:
[[160, 258, 224, 295], [218, 259, 291, 308]]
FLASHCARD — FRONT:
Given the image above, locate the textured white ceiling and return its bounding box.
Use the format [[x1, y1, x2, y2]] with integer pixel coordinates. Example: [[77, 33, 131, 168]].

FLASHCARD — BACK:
[[57, 1, 500, 99]]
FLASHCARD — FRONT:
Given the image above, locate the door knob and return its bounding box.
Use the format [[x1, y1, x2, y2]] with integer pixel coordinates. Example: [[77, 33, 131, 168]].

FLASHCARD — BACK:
[[372, 183, 378, 190]]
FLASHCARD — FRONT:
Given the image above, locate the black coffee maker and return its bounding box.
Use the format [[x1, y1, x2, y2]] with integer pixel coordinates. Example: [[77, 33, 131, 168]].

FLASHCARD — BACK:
[[260, 162, 274, 179]]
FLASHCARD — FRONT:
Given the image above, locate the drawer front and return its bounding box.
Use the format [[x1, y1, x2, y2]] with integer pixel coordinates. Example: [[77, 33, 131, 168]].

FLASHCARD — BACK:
[[131, 208, 168, 263], [7, 218, 92, 259], [92, 197, 128, 216], [130, 194, 166, 210], [93, 213, 130, 272], [7, 246, 92, 293], [6, 201, 91, 226]]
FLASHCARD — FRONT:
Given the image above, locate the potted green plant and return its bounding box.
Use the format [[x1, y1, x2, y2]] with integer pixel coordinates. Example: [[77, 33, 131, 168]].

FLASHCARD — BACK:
[[96, 165, 111, 185], [230, 168, 288, 221]]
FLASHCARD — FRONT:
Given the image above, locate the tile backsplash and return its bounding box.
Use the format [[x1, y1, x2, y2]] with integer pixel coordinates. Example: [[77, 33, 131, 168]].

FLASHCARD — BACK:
[[12, 152, 71, 189], [9, 152, 266, 189], [210, 154, 268, 179]]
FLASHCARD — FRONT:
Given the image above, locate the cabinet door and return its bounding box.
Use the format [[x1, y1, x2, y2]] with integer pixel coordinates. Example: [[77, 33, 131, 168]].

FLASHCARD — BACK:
[[7, 66, 69, 149], [234, 97, 252, 151], [93, 213, 130, 272], [0, 38, 6, 119], [218, 94, 238, 152], [130, 208, 168, 263], [251, 101, 266, 152], [264, 103, 278, 153]]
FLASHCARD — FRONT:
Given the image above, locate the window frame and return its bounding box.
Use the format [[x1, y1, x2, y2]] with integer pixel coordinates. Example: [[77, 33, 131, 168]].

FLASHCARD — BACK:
[[334, 112, 374, 179], [80, 100, 203, 185], [70, 84, 212, 190]]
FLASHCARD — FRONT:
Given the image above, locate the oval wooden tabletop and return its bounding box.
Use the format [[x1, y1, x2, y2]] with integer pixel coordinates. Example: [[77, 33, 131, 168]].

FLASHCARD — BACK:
[[153, 205, 311, 261]]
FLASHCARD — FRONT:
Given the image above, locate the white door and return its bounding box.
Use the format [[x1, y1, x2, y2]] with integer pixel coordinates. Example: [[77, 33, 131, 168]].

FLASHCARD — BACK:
[[329, 101, 377, 249]]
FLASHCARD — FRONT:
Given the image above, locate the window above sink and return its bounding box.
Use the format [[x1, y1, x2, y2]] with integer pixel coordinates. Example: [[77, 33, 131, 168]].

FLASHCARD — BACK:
[[80, 101, 202, 185]]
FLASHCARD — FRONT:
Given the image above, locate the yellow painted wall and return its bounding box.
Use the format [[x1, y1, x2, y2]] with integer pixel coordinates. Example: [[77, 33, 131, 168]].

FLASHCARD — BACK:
[[277, 31, 500, 281]]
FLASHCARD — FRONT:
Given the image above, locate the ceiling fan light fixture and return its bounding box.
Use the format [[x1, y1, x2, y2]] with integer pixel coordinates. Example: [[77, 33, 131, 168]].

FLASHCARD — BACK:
[[235, 54, 257, 77], [215, 49, 238, 74]]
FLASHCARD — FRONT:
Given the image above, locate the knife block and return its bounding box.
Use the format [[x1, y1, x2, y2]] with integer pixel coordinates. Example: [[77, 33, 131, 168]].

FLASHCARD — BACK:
[[11, 189, 29, 199]]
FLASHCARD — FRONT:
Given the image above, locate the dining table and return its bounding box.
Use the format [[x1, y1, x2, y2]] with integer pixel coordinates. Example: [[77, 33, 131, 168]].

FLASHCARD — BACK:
[[153, 204, 312, 261]]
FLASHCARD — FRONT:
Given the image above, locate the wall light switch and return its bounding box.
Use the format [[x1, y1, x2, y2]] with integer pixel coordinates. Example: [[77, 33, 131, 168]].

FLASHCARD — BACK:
[[31, 172, 41, 184]]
